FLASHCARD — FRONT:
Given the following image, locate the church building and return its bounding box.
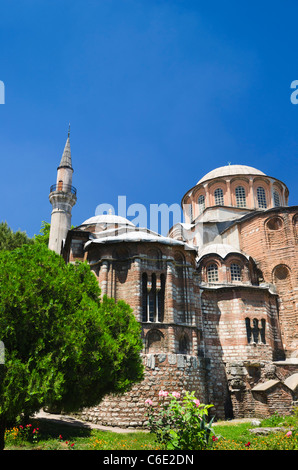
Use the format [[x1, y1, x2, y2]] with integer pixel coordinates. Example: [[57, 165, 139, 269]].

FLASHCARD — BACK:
[[48, 132, 298, 425]]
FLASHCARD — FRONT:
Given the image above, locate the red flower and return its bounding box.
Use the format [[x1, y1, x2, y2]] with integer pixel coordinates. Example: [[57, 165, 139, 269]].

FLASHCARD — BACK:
[[245, 442, 251, 447], [71, 443, 75, 447]]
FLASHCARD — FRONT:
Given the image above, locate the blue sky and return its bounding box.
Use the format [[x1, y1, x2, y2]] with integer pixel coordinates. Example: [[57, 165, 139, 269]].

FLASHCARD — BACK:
[[0, 0, 297, 238]]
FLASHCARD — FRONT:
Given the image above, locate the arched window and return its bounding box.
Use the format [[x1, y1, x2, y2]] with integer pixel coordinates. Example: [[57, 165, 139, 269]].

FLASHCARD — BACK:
[[207, 263, 218, 282], [178, 333, 190, 354], [142, 273, 165, 322], [142, 273, 148, 322], [214, 188, 224, 206], [230, 263, 241, 281], [235, 186, 246, 208], [198, 195, 205, 214], [273, 191, 281, 207], [266, 216, 283, 231], [257, 187, 267, 208], [245, 318, 266, 344], [148, 274, 156, 322], [146, 329, 164, 353], [157, 274, 165, 322]]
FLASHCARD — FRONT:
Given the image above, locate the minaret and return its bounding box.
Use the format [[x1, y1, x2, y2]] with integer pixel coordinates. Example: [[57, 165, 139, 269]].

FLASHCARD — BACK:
[[48, 126, 77, 254]]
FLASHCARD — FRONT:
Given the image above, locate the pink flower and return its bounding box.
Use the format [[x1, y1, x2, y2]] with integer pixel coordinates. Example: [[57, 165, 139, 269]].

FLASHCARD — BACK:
[[171, 392, 181, 398], [159, 390, 169, 397], [286, 431, 292, 437], [145, 398, 153, 406], [193, 399, 200, 407]]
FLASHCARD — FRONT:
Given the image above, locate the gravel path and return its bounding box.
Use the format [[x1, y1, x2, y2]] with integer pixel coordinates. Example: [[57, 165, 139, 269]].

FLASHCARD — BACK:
[[33, 410, 145, 433]]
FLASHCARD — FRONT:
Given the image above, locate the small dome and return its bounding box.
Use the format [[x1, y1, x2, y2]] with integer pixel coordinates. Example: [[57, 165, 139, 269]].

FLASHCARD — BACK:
[[198, 243, 249, 260], [81, 214, 135, 226], [197, 165, 266, 185]]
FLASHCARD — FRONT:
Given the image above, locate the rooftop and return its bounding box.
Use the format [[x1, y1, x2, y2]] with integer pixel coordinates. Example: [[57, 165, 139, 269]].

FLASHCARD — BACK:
[[197, 164, 266, 185]]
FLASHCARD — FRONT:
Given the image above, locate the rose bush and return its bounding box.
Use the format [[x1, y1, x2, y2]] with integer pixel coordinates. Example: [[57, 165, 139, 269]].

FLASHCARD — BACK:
[[145, 390, 216, 450]]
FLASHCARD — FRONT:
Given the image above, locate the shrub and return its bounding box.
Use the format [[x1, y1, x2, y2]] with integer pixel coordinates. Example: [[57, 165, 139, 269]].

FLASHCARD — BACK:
[[145, 390, 215, 450]]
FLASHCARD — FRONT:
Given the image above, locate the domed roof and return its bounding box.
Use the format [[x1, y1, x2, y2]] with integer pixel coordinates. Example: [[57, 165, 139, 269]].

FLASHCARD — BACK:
[[198, 243, 249, 260], [197, 164, 266, 185], [81, 214, 135, 226]]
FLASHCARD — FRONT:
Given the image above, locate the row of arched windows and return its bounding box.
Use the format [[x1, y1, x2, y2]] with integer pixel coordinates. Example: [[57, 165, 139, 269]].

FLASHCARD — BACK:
[[196, 186, 282, 215], [145, 329, 191, 355], [206, 262, 242, 283]]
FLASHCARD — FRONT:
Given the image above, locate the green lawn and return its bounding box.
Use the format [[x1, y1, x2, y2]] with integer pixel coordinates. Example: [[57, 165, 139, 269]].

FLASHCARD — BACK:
[[4, 418, 159, 451], [4, 412, 298, 451]]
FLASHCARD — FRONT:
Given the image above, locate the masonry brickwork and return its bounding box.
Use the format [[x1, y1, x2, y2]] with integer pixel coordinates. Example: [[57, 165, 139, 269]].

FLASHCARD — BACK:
[[53, 159, 298, 425]]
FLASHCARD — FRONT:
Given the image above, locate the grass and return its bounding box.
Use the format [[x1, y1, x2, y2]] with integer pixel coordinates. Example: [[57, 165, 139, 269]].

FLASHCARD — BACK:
[[4, 419, 160, 451], [212, 412, 298, 451], [4, 411, 298, 450]]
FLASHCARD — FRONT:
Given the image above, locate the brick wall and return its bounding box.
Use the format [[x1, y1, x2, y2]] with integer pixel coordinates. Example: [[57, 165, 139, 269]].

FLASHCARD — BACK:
[[74, 353, 209, 427], [239, 207, 298, 356]]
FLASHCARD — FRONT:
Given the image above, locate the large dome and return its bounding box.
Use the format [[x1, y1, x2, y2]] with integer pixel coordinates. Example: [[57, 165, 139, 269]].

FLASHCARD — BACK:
[[81, 214, 135, 226], [197, 164, 266, 185]]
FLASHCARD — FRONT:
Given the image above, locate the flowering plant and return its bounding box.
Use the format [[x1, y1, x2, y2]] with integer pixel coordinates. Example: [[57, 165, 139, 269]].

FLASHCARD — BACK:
[[145, 390, 215, 450]]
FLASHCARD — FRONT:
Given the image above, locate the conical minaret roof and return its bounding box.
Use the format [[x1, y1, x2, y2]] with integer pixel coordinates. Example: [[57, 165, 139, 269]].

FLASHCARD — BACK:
[[58, 125, 73, 170]]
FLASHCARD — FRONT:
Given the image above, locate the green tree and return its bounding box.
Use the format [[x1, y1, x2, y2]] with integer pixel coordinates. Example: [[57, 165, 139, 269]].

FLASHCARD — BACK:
[[0, 221, 33, 251], [34, 221, 51, 246], [0, 243, 144, 450]]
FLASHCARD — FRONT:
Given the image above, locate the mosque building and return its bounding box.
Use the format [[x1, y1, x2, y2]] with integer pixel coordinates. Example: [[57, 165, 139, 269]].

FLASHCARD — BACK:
[[48, 132, 298, 425]]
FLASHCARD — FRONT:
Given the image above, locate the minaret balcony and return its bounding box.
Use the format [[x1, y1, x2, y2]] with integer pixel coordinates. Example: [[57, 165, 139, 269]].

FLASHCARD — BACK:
[[50, 183, 77, 196]]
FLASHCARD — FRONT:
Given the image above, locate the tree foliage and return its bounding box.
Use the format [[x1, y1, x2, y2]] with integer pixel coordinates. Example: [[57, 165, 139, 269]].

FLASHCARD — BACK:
[[0, 221, 33, 251], [0, 242, 144, 449], [33, 221, 51, 246]]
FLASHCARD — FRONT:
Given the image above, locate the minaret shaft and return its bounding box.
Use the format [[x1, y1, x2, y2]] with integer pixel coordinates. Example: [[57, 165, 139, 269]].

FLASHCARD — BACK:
[[48, 130, 77, 254]]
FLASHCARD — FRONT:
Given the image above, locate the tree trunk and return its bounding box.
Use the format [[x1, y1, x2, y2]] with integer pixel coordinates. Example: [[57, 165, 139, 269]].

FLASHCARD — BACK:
[[0, 419, 6, 450]]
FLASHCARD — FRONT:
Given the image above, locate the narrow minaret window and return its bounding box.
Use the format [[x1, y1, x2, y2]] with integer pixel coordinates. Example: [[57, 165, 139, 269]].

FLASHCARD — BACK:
[[48, 126, 77, 254]]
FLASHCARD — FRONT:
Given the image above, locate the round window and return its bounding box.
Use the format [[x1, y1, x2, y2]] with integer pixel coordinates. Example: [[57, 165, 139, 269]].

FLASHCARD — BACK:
[[267, 217, 283, 231]]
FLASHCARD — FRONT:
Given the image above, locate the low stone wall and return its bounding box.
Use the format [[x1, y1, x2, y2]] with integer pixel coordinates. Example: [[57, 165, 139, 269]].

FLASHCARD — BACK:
[[73, 353, 209, 428], [227, 360, 298, 418]]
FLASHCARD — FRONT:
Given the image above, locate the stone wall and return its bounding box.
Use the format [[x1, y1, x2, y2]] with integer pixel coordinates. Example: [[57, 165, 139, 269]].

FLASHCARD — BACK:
[[226, 360, 298, 418], [74, 353, 209, 427]]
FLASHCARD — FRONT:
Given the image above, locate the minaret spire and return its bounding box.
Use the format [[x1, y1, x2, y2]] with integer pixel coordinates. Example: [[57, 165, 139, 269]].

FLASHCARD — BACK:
[[58, 124, 73, 170], [48, 126, 77, 254]]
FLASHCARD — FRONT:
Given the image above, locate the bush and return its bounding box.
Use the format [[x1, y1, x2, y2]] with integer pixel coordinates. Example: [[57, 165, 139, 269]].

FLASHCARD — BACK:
[[145, 390, 215, 450]]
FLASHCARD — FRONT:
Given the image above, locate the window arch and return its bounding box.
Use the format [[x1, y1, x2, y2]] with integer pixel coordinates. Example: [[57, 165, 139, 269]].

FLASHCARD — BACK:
[[142, 273, 165, 322], [235, 186, 246, 208], [214, 188, 224, 206], [207, 263, 218, 282], [178, 332, 190, 354], [273, 190, 281, 207], [198, 195, 205, 214], [245, 318, 266, 344], [257, 187, 267, 208], [146, 329, 164, 353], [266, 216, 283, 231], [273, 264, 290, 281], [230, 263, 241, 281]]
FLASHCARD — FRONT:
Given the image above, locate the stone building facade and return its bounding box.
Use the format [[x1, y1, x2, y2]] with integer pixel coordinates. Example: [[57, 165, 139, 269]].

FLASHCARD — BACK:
[[49, 136, 298, 425]]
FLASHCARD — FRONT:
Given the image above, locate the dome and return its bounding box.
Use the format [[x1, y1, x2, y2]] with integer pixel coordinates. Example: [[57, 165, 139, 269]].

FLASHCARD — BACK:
[[198, 243, 249, 260], [197, 165, 266, 185], [81, 214, 135, 226]]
